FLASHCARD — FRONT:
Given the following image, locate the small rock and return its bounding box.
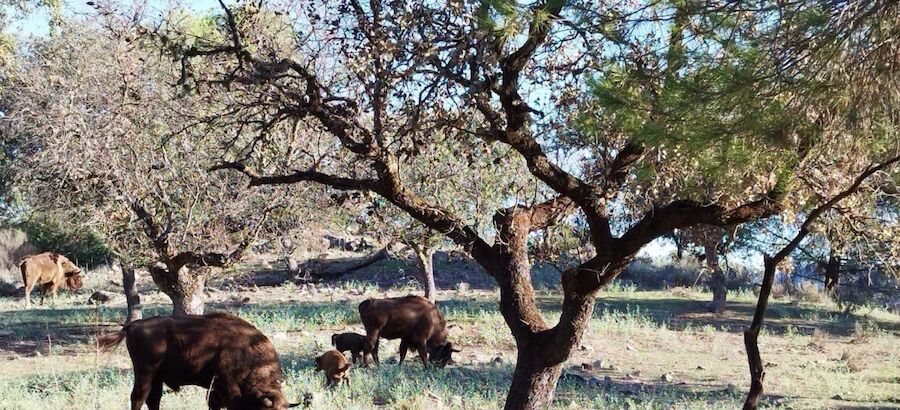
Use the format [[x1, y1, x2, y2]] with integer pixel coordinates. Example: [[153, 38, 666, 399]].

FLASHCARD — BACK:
[[578, 344, 592, 352], [7, 354, 20, 361], [592, 359, 610, 370], [726, 383, 737, 392], [625, 344, 636, 351], [581, 362, 593, 370], [624, 372, 638, 380], [661, 373, 675, 383], [831, 394, 842, 400], [32, 350, 42, 357], [696, 365, 706, 370], [456, 282, 470, 292], [372, 395, 390, 406], [88, 291, 115, 305], [491, 356, 504, 365]]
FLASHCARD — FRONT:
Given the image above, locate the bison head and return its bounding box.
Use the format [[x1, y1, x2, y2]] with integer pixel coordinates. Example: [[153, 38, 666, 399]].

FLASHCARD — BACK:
[[250, 387, 300, 409], [428, 342, 461, 368], [58, 255, 83, 290]]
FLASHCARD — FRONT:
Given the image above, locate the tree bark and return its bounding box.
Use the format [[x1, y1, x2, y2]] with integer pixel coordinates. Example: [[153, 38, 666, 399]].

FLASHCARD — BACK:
[[706, 242, 727, 313], [122, 265, 142, 322], [149, 262, 206, 316], [505, 347, 563, 410], [414, 247, 437, 302]]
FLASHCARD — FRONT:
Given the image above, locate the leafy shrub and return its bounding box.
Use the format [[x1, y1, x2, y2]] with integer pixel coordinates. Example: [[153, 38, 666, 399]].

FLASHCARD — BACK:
[[16, 216, 111, 268]]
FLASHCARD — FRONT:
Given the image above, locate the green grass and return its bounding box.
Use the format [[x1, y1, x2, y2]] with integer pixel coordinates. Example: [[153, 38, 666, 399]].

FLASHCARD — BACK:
[[0, 288, 897, 409]]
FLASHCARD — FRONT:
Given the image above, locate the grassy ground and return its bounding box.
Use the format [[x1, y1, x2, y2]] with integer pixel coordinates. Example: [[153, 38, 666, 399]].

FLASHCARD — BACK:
[[0, 282, 897, 409]]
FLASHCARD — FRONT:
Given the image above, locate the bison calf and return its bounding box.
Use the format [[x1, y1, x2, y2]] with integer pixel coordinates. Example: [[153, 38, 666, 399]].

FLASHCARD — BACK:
[[97, 312, 296, 410], [331, 332, 366, 365], [315, 350, 351, 387], [20, 252, 83, 308], [358, 295, 460, 367]]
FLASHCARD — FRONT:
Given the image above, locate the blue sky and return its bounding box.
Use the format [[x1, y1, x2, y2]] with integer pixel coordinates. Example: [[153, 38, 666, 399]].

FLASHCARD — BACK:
[[3, 0, 223, 37]]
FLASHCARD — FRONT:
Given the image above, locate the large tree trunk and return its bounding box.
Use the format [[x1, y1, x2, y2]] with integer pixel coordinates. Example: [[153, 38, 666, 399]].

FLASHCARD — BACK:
[[414, 247, 437, 302], [705, 242, 727, 313], [148, 262, 206, 316], [505, 348, 563, 410], [122, 265, 142, 322]]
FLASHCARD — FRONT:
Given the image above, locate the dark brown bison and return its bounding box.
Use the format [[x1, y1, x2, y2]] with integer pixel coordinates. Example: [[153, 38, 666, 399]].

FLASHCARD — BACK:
[[314, 350, 351, 387], [358, 295, 459, 367], [331, 332, 366, 365], [19, 252, 83, 308], [97, 312, 297, 410]]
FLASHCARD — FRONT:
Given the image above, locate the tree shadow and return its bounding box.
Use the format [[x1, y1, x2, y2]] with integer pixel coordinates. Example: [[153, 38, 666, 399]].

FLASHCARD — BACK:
[[536, 295, 900, 337]]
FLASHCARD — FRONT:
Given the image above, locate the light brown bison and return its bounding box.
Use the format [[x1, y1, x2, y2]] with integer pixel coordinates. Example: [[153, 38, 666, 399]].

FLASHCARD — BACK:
[[358, 295, 459, 367], [19, 252, 83, 308], [314, 350, 351, 387], [97, 312, 298, 410]]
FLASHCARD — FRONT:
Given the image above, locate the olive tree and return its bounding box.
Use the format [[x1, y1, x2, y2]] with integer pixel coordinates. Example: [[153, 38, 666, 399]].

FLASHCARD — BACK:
[[1, 19, 311, 315]]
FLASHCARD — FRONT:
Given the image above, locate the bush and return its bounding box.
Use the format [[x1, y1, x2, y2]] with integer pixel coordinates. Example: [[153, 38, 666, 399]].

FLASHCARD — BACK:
[[15, 217, 111, 268]]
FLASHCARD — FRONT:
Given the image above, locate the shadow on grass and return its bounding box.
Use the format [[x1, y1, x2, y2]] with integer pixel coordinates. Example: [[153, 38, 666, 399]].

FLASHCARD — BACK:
[[536, 295, 900, 337], [1, 293, 896, 357]]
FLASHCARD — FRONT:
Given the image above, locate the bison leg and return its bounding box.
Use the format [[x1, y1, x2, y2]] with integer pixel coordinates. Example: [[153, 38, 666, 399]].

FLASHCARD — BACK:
[[416, 343, 429, 367], [363, 330, 380, 367], [49, 283, 60, 305], [130, 362, 161, 410], [398, 341, 408, 365], [24, 281, 34, 308], [145, 378, 163, 410], [130, 374, 155, 410], [39, 283, 51, 306], [351, 349, 361, 366]]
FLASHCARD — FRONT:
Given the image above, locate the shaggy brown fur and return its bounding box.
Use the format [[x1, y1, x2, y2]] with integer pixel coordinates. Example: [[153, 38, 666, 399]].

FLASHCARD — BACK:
[[331, 332, 366, 365], [97, 312, 297, 410], [19, 252, 83, 307], [358, 295, 459, 367], [314, 350, 351, 387]]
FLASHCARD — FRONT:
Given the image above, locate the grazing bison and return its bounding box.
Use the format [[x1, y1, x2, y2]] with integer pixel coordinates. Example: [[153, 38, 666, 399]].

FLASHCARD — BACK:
[[97, 312, 297, 410], [331, 332, 366, 365], [314, 350, 351, 387], [358, 295, 459, 367], [19, 252, 83, 308]]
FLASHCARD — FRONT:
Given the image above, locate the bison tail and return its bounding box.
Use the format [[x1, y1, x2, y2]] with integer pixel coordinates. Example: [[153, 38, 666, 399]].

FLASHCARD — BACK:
[[331, 334, 338, 347], [96, 329, 127, 352]]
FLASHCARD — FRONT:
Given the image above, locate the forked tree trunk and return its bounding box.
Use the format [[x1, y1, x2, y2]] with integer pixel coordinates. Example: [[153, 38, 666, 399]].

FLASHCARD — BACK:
[[122, 265, 142, 322], [414, 247, 437, 302], [706, 243, 727, 313], [489, 215, 606, 410], [149, 262, 206, 316]]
